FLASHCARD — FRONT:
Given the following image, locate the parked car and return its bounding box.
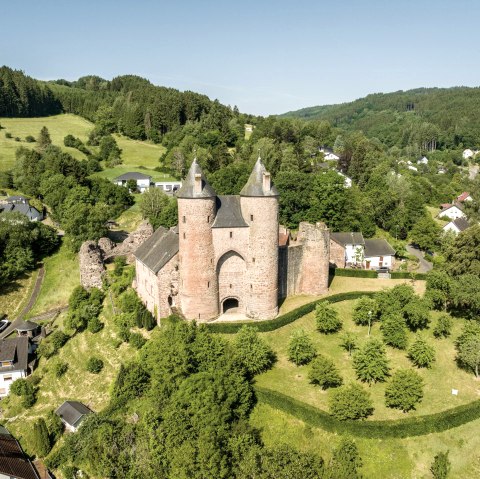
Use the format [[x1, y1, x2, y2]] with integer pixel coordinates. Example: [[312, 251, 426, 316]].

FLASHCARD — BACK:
[[0, 319, 10, 332], [376, 267, 390, 274]]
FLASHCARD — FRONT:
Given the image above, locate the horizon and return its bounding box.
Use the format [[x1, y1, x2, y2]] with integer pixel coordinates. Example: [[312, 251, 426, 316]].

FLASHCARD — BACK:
[[2, 0, 480, 115]]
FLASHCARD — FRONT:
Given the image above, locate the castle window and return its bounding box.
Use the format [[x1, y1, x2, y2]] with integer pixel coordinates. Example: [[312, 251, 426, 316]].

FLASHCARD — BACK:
[[183, 216, 186, 223], [183, 232, 186, 239], [252, 257, 255, 263], [208, 281, 210, 288], [207, 215, 210, 223], [230, 284, 232, 288], [250, 214, 254, 221], [250, 284, 253, 290], [230, 231, 233, 238]]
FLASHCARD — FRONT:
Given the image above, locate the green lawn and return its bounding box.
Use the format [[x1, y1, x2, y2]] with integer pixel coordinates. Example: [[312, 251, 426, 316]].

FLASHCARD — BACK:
[[0, 269, 38, 319], [28, 243, 79, 316]]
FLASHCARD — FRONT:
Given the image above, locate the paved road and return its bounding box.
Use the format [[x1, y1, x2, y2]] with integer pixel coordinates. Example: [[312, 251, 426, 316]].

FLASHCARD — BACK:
[[406, 244, 433, 273]]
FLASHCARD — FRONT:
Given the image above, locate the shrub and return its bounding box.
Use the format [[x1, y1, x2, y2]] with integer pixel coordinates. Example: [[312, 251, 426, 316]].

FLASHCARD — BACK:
[[87, 316, 104, 333], [14, 136, 20, 141], [353, 338, 390, 384], [408, 335, 435, 368], [49, 330, 69, 350], [433, 314, 452, 338], [381, 313, 408, 349], [128, 332, 147, 349], [25, 135, 35, 143], [53, 361, 68, 378], [329, 383, 374, 420], [328, 437, 363, 479], [431, 451, 451, 479], [309, 355, 342, 389], [385, 369, 424, 412], [10, 378, 37, 408], [46, 409, 64, 444], [113, 256, 127, 276], [315, 301, 342, 334], [456, 335, 480, 378], [5, 132, 12, 138], [32, 418, 51, 457], [288, 330, 316, 365], [233, 326, 276, 376], [86, 357, 104, 374], [352, 296, 379, 326]]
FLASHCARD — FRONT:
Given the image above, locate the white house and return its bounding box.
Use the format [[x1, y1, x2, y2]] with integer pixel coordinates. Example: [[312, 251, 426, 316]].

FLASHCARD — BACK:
[[438, 202, 466, 220], [330, 232, 366, 267], [418, 156, 429, 165], [56, 401, 93, 433], [443, 217, 470, 235], [0, 337, 29, 397], [363, 239, 396, 270], [154, 181, 182, 194], [407, 165, 418, 172], [457, 191, 473, 203], [337, 171, 352, 188], [463, 148, 477, 159], [113, 172, 152, 193], [320, 147, 340, 161]]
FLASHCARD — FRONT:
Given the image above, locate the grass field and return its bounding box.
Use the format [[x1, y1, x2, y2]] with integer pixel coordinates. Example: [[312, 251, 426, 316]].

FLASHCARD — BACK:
[[0, 269, 38, 318], [28, 243, 79, 316]]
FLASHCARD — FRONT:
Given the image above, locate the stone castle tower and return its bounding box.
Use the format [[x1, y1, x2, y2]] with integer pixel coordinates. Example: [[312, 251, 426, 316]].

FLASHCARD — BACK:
[[134, 157, 330, 322]]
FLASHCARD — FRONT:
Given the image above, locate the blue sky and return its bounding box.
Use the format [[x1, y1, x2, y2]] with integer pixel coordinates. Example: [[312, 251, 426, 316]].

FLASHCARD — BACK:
[[1, 0, 478, 115]]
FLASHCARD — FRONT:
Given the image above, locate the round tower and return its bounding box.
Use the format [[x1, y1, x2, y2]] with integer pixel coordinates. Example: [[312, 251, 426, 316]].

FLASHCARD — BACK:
[[177, 159, 219, 321], [240, 158, 279, 319]]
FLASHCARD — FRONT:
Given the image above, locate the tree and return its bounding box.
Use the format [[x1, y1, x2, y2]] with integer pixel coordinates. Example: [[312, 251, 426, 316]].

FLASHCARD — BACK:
[[431, 451, 451, 479], [233, 326, 275, 376], [353, 338, 390, 384], [288, 330, 316, 365], [37, 126, 51, 151], [329, 383, 374, 420], [308, 355, 342, 389], [315, 301, 342, 334], [409, 215, 441, 251], [445, 225, 480, 277], [381, 313, 408, 349], [339, 332, 358, 356], [433, 314, 452, 338], [426, 270, 452, 311], [126, 179, 138, 192], [385, 369, 424, 412], [99, 135, 122, 166], [403, 298, 430, 331], [326, 437, 362, 479], [139, 187, 177, 229], [408, 335, 435, 368], [352, 296, 378, 335], [32, 418, 51, 457], [86, 357, 104, 374], [456, 335, 480, 378]]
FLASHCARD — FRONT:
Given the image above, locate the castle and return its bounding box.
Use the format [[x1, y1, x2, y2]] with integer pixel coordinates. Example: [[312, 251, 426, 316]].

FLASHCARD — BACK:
[[133, 158, 330, 321]]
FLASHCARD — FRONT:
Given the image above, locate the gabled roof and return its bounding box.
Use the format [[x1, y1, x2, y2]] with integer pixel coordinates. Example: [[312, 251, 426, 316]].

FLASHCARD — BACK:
[[440, 202, 464, 213], [134, 226, 179, 274], [5, 195, 29, 203], [240, 158, 279, 197], [457, 192, 471, 202], [114, 172, 152, 181], [450, 217, 470, 232], [0, 203, 42, 221], [0, 337, 28, 373], [212, 196, 248, 228], [176, 159, 216, 198], [55, 401, 92, 428], [330, 232, 365, 247], [364, 239, 396, 257], [0, 428, 40, 479]]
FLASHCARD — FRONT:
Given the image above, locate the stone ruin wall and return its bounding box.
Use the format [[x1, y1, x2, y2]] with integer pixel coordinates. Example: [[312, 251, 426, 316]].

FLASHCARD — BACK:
[[79, 222, 153, 289], [329, 239, 346, 268]]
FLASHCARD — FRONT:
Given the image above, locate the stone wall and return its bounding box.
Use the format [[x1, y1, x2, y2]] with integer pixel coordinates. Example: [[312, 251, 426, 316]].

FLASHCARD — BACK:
[[329, 239, 346, 268], [79, 241, 105, 289]]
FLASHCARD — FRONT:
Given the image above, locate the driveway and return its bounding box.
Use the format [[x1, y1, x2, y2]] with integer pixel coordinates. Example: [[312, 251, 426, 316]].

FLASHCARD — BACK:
[[406, 244, 433, 273]]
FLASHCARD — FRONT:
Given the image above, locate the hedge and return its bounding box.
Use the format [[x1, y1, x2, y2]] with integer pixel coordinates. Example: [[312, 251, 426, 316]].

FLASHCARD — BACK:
[[256, 387, 480, 438], [331, 268, 378, 278], [206, 291, 375, 334], [390, 271, 427, 280]]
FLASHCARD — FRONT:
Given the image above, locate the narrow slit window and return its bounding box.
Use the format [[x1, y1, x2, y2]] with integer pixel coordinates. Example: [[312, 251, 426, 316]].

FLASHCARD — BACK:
[[250, 214, 254, 221], [252, 257, 255, 263], [230, 231, 233, 238], [208, 281, 210, 288], [207, 215, 210, 223], [183, 232, 186, 239], [183, 216, 186, 223]]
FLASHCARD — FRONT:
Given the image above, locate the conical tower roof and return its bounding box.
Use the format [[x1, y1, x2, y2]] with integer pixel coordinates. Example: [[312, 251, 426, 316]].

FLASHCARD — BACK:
[[240, 158, 279, 197], [176, 158, 216, 198]]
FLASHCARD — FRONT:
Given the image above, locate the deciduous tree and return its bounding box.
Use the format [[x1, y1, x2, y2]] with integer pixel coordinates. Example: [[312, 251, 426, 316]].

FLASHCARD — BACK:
[[385, 369, 424, 412]]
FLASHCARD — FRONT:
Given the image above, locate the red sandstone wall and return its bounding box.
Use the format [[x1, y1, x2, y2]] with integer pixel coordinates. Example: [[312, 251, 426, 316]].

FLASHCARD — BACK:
[[329, 239, 346, 268]]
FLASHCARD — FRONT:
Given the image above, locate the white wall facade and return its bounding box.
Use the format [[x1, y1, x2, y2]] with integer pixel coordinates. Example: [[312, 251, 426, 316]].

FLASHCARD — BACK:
[[0, 370, 26, 397], [439, 206, 465, 220], [443, 222, 461, 235], [364, 255, 394, 270]]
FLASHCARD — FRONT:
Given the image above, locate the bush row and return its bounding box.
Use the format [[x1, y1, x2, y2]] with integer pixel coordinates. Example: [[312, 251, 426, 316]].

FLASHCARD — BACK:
[[390, 271, 427, 280], [331, 268, 378, 278], [256, 387, 480, 438], [206, 291, 375, 334]]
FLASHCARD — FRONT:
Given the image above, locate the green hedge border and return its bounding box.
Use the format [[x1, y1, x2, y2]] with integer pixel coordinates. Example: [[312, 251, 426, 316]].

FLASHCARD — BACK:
[[256, 387, 480, 438], [390, 271, 427, 280], [332, 268, 378, 278], [205, 291, 376, 334]]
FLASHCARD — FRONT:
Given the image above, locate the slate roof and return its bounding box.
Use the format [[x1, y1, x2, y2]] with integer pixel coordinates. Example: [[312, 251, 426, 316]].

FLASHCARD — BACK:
[[330, 232, 365, 247], [0, 337, 29, 373], [114, 172, 152, 181], [364, 239, 396, 257], [176, 159, 216, 198], [0, 203, 43, 221], [134, 226, 179, 274], [451, 217, 470, 232], [0, 428, 40, 479], [15, 320, 39, 332], [5, 195, 29, 203], [240, 158, 279, 197], [55, 401, 92, 429], [212, 196, 248, 228]]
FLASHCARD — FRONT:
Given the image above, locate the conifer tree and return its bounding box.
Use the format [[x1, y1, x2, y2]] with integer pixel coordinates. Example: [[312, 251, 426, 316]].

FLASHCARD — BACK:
[[385, 369, 424, 412], [381, 313, 408, 349], [37, 126, 51, 152], [32, 418, 51, 457], [326, 437, 363, 479], [408, 335, 435, 368], [309, 355, 343, 389], [315, 301, 342, 334], [353, 338, 390, 384], [288, 330, 316, 365]]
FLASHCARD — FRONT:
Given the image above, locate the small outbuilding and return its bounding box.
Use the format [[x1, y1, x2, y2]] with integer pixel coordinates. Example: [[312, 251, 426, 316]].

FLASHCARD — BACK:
[[55, 401, 93, 432], [363, 239, 396, 270]]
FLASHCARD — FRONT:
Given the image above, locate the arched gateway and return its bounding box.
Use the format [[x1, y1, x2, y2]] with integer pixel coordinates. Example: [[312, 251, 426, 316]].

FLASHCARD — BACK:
[[217, 250, 245, 314]]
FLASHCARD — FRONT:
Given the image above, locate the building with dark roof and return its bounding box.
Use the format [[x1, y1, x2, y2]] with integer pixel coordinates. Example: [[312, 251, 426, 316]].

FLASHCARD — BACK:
[[55, 401, 93, 432], [0, 427, 40, 479], [134, 158, 331, 321], [0, 203, 43, 222], [443, 217, 470, 235], [0, 337, 29, 397]]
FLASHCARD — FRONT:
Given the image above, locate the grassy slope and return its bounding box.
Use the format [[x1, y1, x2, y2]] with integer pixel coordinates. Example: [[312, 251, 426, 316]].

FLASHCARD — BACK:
[[0, 269, 38, 318]]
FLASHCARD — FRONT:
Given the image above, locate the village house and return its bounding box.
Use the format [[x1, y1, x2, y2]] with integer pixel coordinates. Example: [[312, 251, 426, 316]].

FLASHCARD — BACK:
[[319, 147, 340, 161], [418, 156, 429, 165], [113, 172, 152, 192], [456, 191, 473, 203], [55, 401, 93, 433], [438, 202, 466, 220], [0, 337, 29, 397], [0, 196, 43, 222], [443, 217, 470, 235], [463, 148, 478, 159]]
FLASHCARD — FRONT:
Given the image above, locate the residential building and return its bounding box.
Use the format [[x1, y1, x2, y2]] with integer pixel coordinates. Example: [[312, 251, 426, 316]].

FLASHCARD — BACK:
[[443, 217, 470, 235], [55, 401, 93, 433], [319, 147, 340, 161], [364, 239, 396, 270], [113, 172, 152, 192], [438, 202, 466, 220], [154, 181, 182, 194], [0, 337, 29, 397], [418, 156, 429, 165], [457, 191, 473, 203]]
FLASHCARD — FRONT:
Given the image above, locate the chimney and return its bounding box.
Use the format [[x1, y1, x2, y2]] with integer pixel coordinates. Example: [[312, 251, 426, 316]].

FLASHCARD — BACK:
[[194, 173, 202, 194], [263, 172, 271, 192]]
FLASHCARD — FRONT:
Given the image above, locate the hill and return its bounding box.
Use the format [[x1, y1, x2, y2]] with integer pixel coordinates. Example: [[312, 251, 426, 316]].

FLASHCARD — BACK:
[[281, 87, 480, 149]]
